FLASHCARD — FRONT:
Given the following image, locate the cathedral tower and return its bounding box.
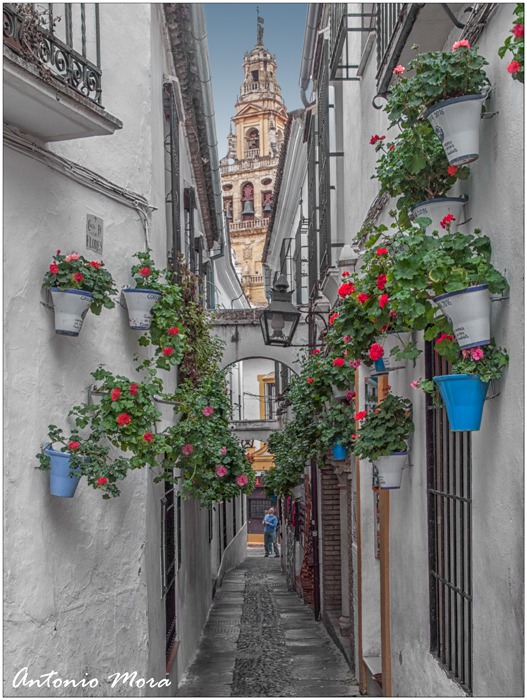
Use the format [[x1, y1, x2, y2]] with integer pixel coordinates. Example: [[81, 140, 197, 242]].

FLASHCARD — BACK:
[[220, 11, 288, 307]]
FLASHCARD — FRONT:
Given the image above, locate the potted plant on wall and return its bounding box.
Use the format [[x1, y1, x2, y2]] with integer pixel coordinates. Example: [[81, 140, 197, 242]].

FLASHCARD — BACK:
[[352, 390, 414, 490], [414, 337, 509, 431], [43, 251, 117, 336], [372, 125, 470, 230], [387, 43, 491, 166], [499, 4, 524, 82]]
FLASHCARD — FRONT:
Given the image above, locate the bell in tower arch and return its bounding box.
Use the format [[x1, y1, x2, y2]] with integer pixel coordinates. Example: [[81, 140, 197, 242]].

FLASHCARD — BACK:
[[243, 200, 255, 215]]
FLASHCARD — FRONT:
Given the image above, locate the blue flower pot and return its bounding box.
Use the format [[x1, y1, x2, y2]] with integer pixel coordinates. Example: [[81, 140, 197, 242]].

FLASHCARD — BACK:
[[434, 374, 489, 432], [331, 442, 348, 461], [370, 359, 389, 377], [45, 444, 82, 497]]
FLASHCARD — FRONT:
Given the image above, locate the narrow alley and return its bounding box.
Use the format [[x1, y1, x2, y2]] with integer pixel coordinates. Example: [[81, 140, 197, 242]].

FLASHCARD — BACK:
[[176, 547, 360, 697]]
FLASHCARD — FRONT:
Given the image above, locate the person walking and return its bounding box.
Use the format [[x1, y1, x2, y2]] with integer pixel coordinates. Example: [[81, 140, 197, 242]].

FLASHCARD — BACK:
[[262, 507, 280, 557]]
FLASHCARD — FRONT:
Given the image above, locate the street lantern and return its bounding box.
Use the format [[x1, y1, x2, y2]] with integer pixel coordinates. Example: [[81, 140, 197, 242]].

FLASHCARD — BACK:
[[260, 274, 301, 346]]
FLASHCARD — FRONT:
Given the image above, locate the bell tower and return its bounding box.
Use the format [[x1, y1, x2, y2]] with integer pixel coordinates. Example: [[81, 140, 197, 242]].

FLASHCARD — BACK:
[[220, 9, 288, 307]]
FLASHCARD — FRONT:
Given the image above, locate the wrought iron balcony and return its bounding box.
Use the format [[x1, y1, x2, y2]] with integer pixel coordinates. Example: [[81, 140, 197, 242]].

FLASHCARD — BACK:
[[3, 3, 102, 105]]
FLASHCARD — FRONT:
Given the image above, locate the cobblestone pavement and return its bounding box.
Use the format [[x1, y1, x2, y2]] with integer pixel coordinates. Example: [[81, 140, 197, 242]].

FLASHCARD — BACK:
[[176, 546, 360, 697]]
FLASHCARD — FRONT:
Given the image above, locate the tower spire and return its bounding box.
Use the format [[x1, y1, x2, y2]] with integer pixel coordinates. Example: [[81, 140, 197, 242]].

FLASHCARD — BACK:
[[256, 7, 264, 46]]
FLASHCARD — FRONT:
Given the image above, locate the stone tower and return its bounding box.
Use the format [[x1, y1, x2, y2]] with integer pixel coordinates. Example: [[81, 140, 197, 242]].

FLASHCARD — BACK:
[[220, 12, 288, 307]]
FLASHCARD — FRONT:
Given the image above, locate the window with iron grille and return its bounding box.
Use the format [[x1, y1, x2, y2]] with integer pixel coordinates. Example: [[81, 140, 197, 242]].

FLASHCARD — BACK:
[[161, 482, 177, 660], [307, 114, 318, 300], [163, 82, 181, 266], [376, 3, 404, 77], [249, 497, 272, 519], [317, 40, 331, 279], [294, 218, 309, 305], [425, 341, 473, 694]]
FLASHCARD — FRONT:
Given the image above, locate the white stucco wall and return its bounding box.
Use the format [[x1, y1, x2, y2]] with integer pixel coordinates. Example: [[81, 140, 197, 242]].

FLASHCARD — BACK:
[[241, 358, 276, 421], [341, 3, 523, 696], [4, 4, 244, 696]]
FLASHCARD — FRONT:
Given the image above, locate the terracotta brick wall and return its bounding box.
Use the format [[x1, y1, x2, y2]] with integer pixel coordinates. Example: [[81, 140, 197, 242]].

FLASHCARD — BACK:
[[320, 463, 342, 612]]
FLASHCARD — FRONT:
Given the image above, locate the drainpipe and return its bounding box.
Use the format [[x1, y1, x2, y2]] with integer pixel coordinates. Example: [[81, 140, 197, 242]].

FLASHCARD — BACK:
[[189, 4, 224, 245], [299, 3, 320, 108]]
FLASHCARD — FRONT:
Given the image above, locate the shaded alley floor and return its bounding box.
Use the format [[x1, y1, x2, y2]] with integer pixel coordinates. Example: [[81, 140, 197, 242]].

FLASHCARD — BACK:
[[176, 546, 360, 697]]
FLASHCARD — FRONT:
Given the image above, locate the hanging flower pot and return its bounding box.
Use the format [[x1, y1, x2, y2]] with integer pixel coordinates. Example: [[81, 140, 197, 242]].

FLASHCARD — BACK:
[[122, 288, 162, 330], [410, 196, 468, 235], [374, 452, 407, 489], [290, 485, 303, 499], [369, 359, 389, 377], [154, 397, 182, 434], [381, 332, 412, 371], [330, 384, 349, 403], [434, 374, 489, 431], [50, 288, 93, 336], [433, 284, 490, 349], [44, 444, 82, 498], [331, 441, 348, 461], [425, 94, 486, 166]]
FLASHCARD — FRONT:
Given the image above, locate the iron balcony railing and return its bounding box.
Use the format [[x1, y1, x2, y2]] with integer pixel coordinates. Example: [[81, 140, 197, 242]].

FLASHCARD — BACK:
[[3, 3, 102, 105], [376, 3, 404, 77]]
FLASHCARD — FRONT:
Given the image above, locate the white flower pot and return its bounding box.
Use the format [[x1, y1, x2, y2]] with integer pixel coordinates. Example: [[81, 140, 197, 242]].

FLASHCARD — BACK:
[[381, 332, 412, 371], [50, 288, 93, 336], [291, 485, 303, 499], [375, 452, 407, 490], [410, 196, 467, 235], [425, 94, 486, 166], [154, 397, 182, 433], [122, 288, 162, 330], [433, 284, 490, 349], [330, 384, 349, 403]]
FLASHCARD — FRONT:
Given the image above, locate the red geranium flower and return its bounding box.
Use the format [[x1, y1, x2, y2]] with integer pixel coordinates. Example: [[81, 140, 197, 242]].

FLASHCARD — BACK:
[[68, 441, 79, 451], [357, 293, 370, 305], [369, 343, 384, 361], [369, 135, 386, 145], [57, 250, 61, 255], [329, 313, 339, 324], [168, 327, 179, 336], [377, 274, 387, 290], [73, 273, 83, 283], [140, 267, 151, 277], [379, 294, 389, 308], [129, 384, 139, 395], [307, 378, 313, 384], [334, 358, 345, 367], [50, 263, 59, 274], [341, 271, 350, 277], [376, 248, 388, 256], [117, 413, 132, 426], [162, 347, 173, 356], [440, 213, 455, 229], [338, 282, 355, 298], [90, 261, 101, 268], [355, 410, 367, 421], [313, 349, 320, 354], [447, 165, 458, 176], [143, 433, 154, 443], [389, 144, 395, 151], [513, 23, 524, 37], [508, 60, 521, 74], [97, 477, 108, 485], [112, 388, 121, 401]]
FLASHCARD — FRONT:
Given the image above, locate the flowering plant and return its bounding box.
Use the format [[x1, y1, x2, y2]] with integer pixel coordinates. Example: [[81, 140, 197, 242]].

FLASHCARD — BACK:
[[43, 250, 117, 315], [131, 251, 186, 370], [499, 4, 524, 83], [372, 123, 470, 225], [386, 43, 490, 127], [70, 365, 164, 468], [36, 425, 134, 499], [155, 371, 255, 508], [265, 425, 306, 497], [352, 390, 414, 462]]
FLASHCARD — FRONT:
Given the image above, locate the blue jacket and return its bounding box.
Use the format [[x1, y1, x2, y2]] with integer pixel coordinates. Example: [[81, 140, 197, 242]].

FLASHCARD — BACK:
[[263, 514, 278, 533]]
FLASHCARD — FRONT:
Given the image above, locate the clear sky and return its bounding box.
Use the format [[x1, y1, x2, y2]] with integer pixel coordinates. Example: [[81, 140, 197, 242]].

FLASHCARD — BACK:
[[204, 3, 308, 159]]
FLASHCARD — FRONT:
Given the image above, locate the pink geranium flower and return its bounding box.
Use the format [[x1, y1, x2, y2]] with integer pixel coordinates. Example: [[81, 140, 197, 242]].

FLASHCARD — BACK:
[[411, 380, 420, 389], [202, 406, 214, 416], [215, 466, 228, 477], [221, 447, 227, 455], [236, 474, 248, 487], [393, 64, 405, 75], [344, 335, 351, 343], [182, 444, 194, 455], [453, 39, 470, 51]]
